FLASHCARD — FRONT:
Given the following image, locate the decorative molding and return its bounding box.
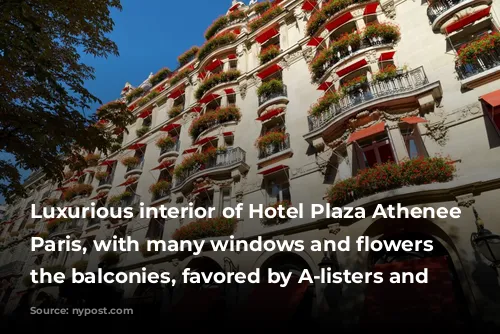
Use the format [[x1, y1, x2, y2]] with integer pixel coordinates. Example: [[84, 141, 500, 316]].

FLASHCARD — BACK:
[[302, 46, 315, 63], [238, 81, 248, 99], [365, 49, 378, 64], [456, 193, 475, 207], [380, 0, 396, 19], [283, 50, 304, 67], [351, 8, 364, 17]]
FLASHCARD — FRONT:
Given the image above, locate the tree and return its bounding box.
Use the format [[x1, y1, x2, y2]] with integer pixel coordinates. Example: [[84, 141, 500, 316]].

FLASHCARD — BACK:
[[0, 0, 135, 203]]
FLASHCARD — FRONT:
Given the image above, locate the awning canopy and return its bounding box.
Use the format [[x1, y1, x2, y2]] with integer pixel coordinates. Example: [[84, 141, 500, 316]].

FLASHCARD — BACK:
[[118, 177, 138, 187], [256, 25, 279, 44], [161, 123, 181, 132], [90, 192, 108, 200], [480, 89, 500, 108], [223, 131, 234, 137], [138, 108, 152, 119], [364, 2, 379, 15], [347, 122, 386, 143], [224, 88, 236, 95], [227, 53, 237, 60], [229, 2, 240, 11], [257, 64, 282, 80], [195, 136, 217, 146], [445, 6, 491, 34], [152, 160, 174, 171], [318, 81, 333, 91], [307, 37, 324, 46], [168, 87, 185, 100], [199, 93, 220, 104], [401, 116, 427, 124], [192, 186, 212, 194], [183, 148, 198, 154], [258, 164, 289, 176], [100, 160, 116, 166], [379, 51, 395, 61], [336, 58, 368, 77], [127, 143, 146, 150], [302, 0, 317, 11], [256, 108, 285, 122], [155, 85, 166, 93], [205, 59, 223, 72], [325, 12, 353, 31], [190, 106, 203, 113]]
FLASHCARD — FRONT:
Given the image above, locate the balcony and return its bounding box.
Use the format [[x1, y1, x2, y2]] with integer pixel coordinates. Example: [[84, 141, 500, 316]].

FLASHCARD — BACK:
[[0, 261, 24, 278], [306, 66, 438, 134], [125, 158, 145, 177], [98, 172, 115, 190], [258, 133, 291, 160], [258, 84, 288, 107], [173, 147, 249, 191], [49, 218, 82, 237], [427, 0, 491, 30], [456, 46, 500, 88], [151, 184, 172, 202], [160, 139, 181, 157], [109, 194, 141, 211]]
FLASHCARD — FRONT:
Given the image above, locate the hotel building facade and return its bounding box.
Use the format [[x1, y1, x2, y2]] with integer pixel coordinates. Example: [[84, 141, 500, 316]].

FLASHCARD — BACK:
[[1, 0, 500, 328]]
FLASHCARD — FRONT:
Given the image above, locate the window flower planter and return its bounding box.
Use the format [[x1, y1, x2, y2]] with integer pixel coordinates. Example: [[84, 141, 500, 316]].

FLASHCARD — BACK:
[[261, 200, 293, 225], [198, 31, 238, 62], [172, 217, 237, 241], [136, 125, 150, 138], [257, 79, 284, 97], [126, 87, 144, 104], [249, 5, 284, 32], [255, 131, 287, 149], [173, 147, 217, 178], [195, 69, 241, 100], [308, 91, 343, 117], [149, 180, 172, 197], [363, 22, 401, 44], [47, 217, 71, 232], [149, 67, 171, 87], [456, 32, 500, 65], [84, 153, 101, 167], [372, 64, 407, 82], [121, 156, 140, 168], [326, 157, 456, 206], [254, 1, 271, 15], [168, 105, 183, 118], [63, 184, 93, 201], [137, 90, 159, 107], [178, 46, 200, 67], [156, 136, 177, 150], [169, 67, 192, 86], [96, 101, 127, 119], [341, 75, 368, 94], [189, 106, 241, 139], [205, 10, 246, 40], [95, 171, 110, 181], [259, 44, 280, 65]]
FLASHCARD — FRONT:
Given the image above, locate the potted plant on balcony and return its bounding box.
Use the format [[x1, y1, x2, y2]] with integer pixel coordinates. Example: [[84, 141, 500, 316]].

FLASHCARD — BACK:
[[178, 46, 199, 67], [168, 105, 184, 118], [173, 147, 217, 178], [259, 45, 280, 65], [84, 153, 101, 167], [257, 79, 284, 98], [156, 136, 177, 151], [126, 87, 144, 104], [149, 67, 171, 87], [197, 31, 238, 62], [72, 260, 89, 273], [100, 251, 120, 266], [149, 180, 171, 198], [255, 131, 287, 153], [136, 125, 150, 138], [121, 156, 140, 168], [341, 75, 368, 94], [456, 32, 500, 65], [194, 69, 241, 100], [248, 5, 284, 32], [140, 241, 160, 258], [172, 217, 237, 241], [108, 194, 122, 206], [95, 171, 109, 181], [120, 191, 133, 201], [372, 64, 402, 82], [25, 223, 36, 231], [169, 67, 192, 86], [308, 91, 343, 117], [363, 22, 401, 44]]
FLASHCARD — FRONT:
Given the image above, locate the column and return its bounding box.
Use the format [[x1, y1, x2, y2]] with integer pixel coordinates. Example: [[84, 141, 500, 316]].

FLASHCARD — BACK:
[[388, 124, 409, 161]]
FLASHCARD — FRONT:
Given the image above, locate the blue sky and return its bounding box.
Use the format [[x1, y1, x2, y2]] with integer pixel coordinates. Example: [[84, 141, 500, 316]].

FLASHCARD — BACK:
[[0, 0, 236, 204]]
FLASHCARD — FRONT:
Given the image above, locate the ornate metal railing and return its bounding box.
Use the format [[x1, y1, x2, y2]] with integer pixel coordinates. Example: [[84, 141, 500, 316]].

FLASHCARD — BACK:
[[427, 0, 467, 24], [174, 147, 246, 187], [126, 158, 145, 173], [160, 139, 181, 156], [98, 171, 115, 187], [258, 133, 291, 159], [455, 47, 500, 80], [258, 85, 288, 106], [307, 66, 430, 131]]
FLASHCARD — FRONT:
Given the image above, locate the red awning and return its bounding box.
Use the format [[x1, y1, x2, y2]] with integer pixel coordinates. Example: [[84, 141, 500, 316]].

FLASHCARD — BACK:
[[199, 93, 220, 104], [239, 276, 309, 323], [257, 64, 282, 80], [258, 164, 289, 176], [379, 51, 395, 61], [118, 178, 138, 187], [325, 12, 353, 31], [224, 88, 235, 95], [190, 106, 203, 113], [256, 108, 285, 121], [151, 160, 174, 171], [229, 2, 240, 11], [183, 148, 197, 154], [128, 104, 137, 111], [168, 88, 185, 100], [347, 122, 386, 143], [480, 89, 500, 108], [227, 54, 237, 60], [192, 186, 211, 194], [445, 6, 491, 34], [194, 136, 217, 146], [155, 85, 166, 93], [127, 143, 146, 150], [318, 81, 333, 91], [256, 26, 279, 44], [90, 192, 108, 200], [223, 131, 234, 137], [401, 116, 427, 124], [336, 58, 368, 77], [100, 160, 116, 166], [364, 2, 379, 15], [161, 123, 181, 132], [307, 37, 324, 46], [205, 59, 223, 72], [302, 0, 317, 11], [114, 128, 124, 135], [138, 108, 152, 119], [198, 71, 207, 80]]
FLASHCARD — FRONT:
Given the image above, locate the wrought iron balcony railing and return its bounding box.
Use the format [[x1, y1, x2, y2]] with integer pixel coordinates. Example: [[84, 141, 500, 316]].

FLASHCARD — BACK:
[[174, 147, 246, 187], [160, 139, 181, 156], [427, 0, 467, 24], [258, 133, 291, 159], [307, 66, 429, 131], [98, 171, 115, 187], [455, 47, 500, 80], [258, 85, 288, 106], [126, 159, 145, 173]]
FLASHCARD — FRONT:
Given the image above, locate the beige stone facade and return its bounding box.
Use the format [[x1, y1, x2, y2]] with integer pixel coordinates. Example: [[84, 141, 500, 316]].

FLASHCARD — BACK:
[[1, 0, 500, 327]]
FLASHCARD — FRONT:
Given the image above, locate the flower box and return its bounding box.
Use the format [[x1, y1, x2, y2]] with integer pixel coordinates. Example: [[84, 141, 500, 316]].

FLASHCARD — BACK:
[[198, 31, 238, 62], [168, 105, 183, 118], [156, 136, 177, 150], [172, 217, 237, 241], [126, 87, 144, 104], [149, 67, 171, 87], [249, 5, 283, 32], [259, 44, 280, 65], [121, 156, 140, 167], [257, 79, 284, 97], [189, 106, 241, 139], [178, 46, 199, 67], [84, 153, 101, 167], [456, 33, 500, 65], [173, 147, 217, 178], [255, 131, 287, 149], [136, 125, 150, 138], [195, 69, 241, 100]]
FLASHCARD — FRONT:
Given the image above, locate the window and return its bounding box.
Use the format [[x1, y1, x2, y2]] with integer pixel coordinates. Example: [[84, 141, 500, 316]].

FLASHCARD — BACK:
[[356, 132, 395, 169], [195, 191, 213, 210], [145, 217, 165, 240], [143, 115, 152, 127], [227, 93, 236, 106], [219, 188, 232, 213], [483, 101, 500, 133], [400, 125, 427, 159], [266, 172, 291, 205]]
